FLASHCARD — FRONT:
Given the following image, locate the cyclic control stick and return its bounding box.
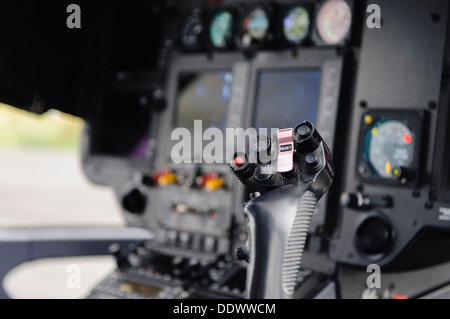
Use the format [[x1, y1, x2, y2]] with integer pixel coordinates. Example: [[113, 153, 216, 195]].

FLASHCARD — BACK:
[[230, 121, 334, 299]]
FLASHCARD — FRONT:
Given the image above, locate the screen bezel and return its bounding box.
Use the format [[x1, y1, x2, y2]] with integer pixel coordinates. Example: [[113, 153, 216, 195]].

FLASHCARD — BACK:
[[172, 70, 233, 130], [158, 52, 248, 166], [245, 50, 343, 152], [251, 67, 322, 131]]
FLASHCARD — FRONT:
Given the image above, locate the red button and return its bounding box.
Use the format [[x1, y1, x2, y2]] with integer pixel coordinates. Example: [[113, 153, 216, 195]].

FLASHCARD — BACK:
[[235, 156, 244, 166]]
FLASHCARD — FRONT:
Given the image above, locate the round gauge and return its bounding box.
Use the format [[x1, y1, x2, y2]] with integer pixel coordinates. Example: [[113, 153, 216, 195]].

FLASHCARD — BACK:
[[364, 120, 415, 179], [283, 6, 310, 44], [316, 0, 352, 45], [179, 11, 204, 51], [209, 10, 234, 49], [241, 7, 270, 47]]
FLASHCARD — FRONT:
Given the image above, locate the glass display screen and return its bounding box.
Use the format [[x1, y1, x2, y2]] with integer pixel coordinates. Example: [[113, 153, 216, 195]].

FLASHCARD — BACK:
[[253, 69, 321, 130], [174, 71, 232, 129]]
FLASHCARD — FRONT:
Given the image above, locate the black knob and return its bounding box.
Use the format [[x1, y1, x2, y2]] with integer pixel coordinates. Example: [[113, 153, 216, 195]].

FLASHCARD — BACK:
[[293, 121, 320, 153], [236, 246, 249, 262], [141, 174, 155, 187], [108, 243, 129, 269], [341, 192, 393, 210], [122, 188, 147, 214], [356, 216, 394, 256], [340, 192, 360, 209], [296, 123, 312, 139], [305, 153, 321, 172], [230, 153, 254, 180], [254, 164, 275, 183]]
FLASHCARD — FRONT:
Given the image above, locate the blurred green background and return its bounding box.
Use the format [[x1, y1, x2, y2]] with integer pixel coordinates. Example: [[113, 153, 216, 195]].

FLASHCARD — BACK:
[[0, 103, 83, 150]]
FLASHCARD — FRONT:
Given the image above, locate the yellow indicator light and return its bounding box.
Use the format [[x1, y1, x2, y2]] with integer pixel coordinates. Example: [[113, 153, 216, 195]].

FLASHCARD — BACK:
[[205, 178, 225, 192], [364, 115, 373, 125], [371, 127, 378, 136], [157, 173, 177, 186], [385, 161, 391, 175]]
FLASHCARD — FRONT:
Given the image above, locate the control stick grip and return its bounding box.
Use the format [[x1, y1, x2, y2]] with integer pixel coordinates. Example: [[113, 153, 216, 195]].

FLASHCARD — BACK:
[[243, 184, 318, 299], [231, 122, 333, 299]]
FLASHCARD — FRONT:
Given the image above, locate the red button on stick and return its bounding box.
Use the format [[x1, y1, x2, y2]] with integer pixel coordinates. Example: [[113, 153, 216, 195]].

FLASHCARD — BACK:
[[235, 156, 245, 166]]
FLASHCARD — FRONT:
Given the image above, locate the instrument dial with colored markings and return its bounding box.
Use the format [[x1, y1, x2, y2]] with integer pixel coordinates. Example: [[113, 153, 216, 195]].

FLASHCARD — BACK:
[[316, 0, 352, 45], [179, 11, 204, 51], [241, 7, 270, 47], [364, 120, 415, 179], [282, 6, 311, 45], [209, 10, 235, 49]]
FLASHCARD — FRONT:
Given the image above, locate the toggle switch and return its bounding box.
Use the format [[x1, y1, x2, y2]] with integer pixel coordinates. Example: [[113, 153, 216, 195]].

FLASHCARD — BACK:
[[340, 192, 393, 211]]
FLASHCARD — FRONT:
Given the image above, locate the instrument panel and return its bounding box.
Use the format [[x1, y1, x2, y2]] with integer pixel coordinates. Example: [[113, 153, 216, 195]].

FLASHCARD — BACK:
[[176, 0, 354, 53], [77, 0, 450, 299], [329, 0, 450, 274]]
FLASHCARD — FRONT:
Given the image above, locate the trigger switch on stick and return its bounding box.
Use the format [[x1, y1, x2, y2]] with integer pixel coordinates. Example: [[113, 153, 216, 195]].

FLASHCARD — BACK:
[[231, 153, 254, 179], [254, 164, 275, 183]]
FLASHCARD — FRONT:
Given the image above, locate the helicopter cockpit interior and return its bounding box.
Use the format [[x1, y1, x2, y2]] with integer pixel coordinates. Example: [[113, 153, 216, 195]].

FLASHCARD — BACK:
[[1, 0, 450, 300]]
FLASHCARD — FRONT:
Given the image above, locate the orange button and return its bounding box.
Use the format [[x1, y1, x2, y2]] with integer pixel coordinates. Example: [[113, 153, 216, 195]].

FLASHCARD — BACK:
[[157, 173, 177, 186], [205, 178, 225, 192], [196, 172, 219, 188]]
